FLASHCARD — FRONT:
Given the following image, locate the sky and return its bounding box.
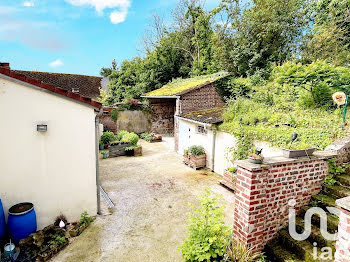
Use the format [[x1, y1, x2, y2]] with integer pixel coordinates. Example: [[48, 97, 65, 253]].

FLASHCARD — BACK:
[[0, 0, 220, 76]]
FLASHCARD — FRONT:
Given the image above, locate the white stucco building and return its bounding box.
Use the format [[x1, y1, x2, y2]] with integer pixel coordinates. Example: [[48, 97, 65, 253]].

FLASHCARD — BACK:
[[0, 63, 102, 229]]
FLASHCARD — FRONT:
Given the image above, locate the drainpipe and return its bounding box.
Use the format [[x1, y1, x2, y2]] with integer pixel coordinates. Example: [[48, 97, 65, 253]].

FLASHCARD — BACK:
[[95, 107, 103, 215], [211, 128, 217, 172]]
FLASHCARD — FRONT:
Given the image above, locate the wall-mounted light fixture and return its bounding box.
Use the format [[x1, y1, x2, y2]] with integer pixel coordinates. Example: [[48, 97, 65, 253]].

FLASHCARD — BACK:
[[37, 124, 48, 132]]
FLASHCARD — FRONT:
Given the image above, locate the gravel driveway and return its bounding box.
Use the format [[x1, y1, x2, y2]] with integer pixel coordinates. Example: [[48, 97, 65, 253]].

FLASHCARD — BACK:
[[52, 137, 235, 262]]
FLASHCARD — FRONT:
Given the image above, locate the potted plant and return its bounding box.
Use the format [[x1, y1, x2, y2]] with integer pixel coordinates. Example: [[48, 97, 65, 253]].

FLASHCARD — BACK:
[[184, 145, 206, 169], [122, 132, 142, 156], [99, 141, 104, 150], [248, 147, 264, 164], [221, 167, 237, 192], [100, 131, 116, 149], [140, 133, 162, 143]]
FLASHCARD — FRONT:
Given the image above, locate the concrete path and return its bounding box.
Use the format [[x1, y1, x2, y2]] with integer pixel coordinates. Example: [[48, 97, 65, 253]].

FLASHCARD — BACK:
[[52, 138, 235, 262]]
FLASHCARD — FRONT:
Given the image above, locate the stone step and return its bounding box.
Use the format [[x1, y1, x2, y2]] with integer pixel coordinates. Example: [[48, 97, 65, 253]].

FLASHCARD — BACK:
[[299, 206, 339, 234], [336, 174, 350, 187], [311, 194, 337, 208], [264, 241, 304, 262], [278, 229, 333, 262], [322, 184, 350, 199], [295, 217, 336, 254]]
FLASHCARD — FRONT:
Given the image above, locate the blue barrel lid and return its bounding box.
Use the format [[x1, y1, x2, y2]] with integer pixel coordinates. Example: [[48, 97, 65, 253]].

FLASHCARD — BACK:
[[9, 202, 34, 216]]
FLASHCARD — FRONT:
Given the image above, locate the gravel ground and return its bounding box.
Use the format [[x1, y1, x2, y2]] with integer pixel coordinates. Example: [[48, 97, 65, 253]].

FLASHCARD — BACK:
[[52, 137, 235, 262]]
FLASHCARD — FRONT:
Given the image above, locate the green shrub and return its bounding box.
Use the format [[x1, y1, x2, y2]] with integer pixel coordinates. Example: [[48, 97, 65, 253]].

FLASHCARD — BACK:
[[100, 132, 116, 145], [224, 239, 260, 262], [140, 132, 153, 142], [328, 159, 346, 176], [78, 211, 94, 227], [110, 109, 118, 122], [122, 132, 139, 146], [179, 188, 230, 262], [117, 130, 129, 141], [188, 145, 205, 156]]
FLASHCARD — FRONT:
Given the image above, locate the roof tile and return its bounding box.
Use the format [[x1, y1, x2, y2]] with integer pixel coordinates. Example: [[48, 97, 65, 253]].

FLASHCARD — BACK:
[[0, 63, 102, 109]]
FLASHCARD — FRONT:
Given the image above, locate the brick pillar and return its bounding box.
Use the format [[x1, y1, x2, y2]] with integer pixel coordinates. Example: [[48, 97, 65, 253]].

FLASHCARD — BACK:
[[335, 197, 350, 262], [233, 164, 268, 252], [232, 157, 328, 253]]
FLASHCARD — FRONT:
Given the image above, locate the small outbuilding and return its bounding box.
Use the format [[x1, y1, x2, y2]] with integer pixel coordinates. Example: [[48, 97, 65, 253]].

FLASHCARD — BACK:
[[0, 63, 102, 229]]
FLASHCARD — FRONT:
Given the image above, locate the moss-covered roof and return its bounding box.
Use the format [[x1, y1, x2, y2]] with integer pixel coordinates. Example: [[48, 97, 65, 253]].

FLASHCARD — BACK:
[[180, 107, 224, 124], [143, 72, 229, 97]]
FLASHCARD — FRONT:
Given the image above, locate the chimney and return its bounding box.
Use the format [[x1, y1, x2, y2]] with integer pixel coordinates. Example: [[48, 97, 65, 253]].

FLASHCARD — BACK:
[[0, 62, 10, 69]]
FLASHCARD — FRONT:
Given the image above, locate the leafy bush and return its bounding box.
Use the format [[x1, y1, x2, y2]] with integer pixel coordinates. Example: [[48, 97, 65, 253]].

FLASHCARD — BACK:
[[117, 130, 129, 141], [140, 132, 153, 142], [121, 132, 139, 146], [100, 132, 116, 145], [324, 175, 337, 186], [110, 109, 118, 122], [179, 189, 230, 262], [188, 145, 206, 156], [78, 211, 94, 227], [328, 159, 346, 176], [223, 239, 260, 262]]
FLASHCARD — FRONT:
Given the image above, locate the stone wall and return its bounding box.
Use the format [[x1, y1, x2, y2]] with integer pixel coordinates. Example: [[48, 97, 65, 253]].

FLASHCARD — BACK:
[[335, 197, 350, 261], [326, 134, 350, 164], [180, 83, 225, 114], [99, 109, 151, 134], [232, 156, 329, 252], [150, 101, 176, 135]]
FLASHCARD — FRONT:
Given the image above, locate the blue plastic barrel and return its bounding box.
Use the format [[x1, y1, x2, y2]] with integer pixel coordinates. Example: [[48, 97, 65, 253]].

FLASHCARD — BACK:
[[0, 199, 6, 239], [8, 202, 37, 243]]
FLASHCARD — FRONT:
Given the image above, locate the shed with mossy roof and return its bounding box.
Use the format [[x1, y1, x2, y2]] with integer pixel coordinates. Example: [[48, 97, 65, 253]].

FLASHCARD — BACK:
[[141, 72, 229, 136]]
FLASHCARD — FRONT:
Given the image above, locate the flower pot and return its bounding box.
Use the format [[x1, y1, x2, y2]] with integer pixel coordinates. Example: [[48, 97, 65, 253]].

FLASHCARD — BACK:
[[134, 147, 142, 156], [102, 152, 109, 159], [282, 148, 316, 158], [221, 169, 236, 192], [99, 144, 104, 150], [186, 154, 206, 169], [248, 156, 263, 164]]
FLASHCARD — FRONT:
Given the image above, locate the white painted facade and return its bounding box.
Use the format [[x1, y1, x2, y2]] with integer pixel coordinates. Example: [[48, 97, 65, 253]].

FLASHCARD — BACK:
[[176, 117, 282, 175], [0, 77, 97, 229]]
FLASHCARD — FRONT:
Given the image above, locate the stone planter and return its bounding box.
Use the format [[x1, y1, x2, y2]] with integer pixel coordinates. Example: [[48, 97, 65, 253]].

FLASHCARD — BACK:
[[134, 146, 142, 156], [221, 169, 236, 192], [151, 135, 162, 143], [109, 142, 131, 157], [282, 148, 316, 158], [184, 153, 206, 169], [69, 221, 91, 237]]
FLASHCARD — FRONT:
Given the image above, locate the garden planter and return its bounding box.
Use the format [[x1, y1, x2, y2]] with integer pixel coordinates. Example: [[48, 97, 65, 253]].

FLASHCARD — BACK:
[[133, 146, 142, 156], [184, 154, 206, 169], [69, 222, 90, 237], [99, 144, 104, 150], [282, 148, 316, 158], [151, 135, 162, 143], [248, 156, 263, 164], [109, 142, 130, 157], [221, 169, 236, 192]]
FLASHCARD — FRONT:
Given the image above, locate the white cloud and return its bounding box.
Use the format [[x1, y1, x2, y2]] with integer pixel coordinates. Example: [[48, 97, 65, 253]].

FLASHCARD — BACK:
[[110, 9, 128, 24], [65, 0, 131, 24], [23, 1, 34, 7], [49, 59, 64, 68]]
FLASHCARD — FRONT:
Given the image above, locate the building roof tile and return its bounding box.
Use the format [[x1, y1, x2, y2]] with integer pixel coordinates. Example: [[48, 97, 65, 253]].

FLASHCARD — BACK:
[[0, 63, 102, 109]]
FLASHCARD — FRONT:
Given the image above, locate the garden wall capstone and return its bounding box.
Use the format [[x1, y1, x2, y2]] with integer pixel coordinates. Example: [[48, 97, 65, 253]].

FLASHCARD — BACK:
[[232, 155, 330, 253], [334, 197, 350, 261]]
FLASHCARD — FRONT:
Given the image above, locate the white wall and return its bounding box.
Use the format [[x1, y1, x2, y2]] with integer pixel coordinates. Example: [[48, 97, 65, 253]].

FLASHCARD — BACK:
[[177, 118, 282, 176], [0, 77, 97, 229], [177, 119, 215, 169]]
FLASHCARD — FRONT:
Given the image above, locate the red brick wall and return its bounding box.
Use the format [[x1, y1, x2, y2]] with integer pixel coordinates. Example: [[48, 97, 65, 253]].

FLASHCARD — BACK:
[[180, 83, 224, 114], [233, 157, 328, 252], [335, 199, 350, 261]]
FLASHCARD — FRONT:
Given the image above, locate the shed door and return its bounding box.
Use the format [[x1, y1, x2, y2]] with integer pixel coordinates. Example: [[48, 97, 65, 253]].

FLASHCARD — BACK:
[[178, 120, 191, 154]]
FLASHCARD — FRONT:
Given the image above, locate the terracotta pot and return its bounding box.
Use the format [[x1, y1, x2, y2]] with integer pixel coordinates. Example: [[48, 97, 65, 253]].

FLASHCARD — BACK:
[[134, 147, 142, 156]]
